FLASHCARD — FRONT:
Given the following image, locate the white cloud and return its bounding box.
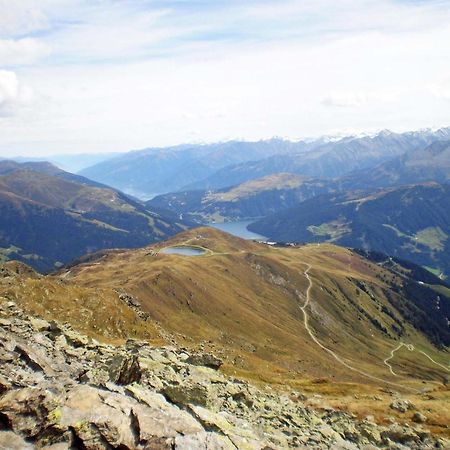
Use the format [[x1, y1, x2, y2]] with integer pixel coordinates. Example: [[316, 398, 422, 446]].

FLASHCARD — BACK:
[[321, 92, 371, 108], [0, 70, 34, 117], [321, 90, 399, 108], [0, 38, 50, 65], [430, 76, 450, 101], [0, 0, 48, 37], [0, 0, 449, 155]]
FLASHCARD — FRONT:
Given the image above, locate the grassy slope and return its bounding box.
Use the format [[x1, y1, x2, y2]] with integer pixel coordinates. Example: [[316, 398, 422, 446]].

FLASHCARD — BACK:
[[62, 228, 448, 386]]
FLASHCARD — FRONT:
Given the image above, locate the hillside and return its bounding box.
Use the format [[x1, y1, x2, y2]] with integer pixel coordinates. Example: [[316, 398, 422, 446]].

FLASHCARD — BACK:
[[149, 173, 335, 222], [2, 227, 449, 442], [0, 160, 105, 187], [1, 153, 122, 173], [59, 228, 450, 380], [1, 277, 448, 449], [0, 163, 189, 272], [79, 139, 308, 199], [249, 183, 450, 278], [338, 140, 450, 190], [185, 128, 450, 191]]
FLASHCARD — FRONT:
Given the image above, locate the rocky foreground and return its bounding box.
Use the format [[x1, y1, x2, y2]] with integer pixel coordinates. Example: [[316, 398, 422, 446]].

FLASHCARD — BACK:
[[0, 297, 448, 450]]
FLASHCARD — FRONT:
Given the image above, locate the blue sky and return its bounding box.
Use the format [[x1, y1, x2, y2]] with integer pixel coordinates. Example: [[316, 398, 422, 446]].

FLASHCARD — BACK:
[[0, 0, 450, 155]]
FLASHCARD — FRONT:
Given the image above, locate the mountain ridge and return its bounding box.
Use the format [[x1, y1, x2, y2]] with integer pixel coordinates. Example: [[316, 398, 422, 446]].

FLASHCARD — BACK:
[[77, 127, 450, 198], [79, 139, 310, 198], [183, 128, 450, 191], [0, 161, 189, 272]]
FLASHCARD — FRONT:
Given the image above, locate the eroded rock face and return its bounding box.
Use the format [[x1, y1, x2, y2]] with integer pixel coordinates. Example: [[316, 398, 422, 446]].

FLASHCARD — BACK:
[[0, 297, 447, 450]]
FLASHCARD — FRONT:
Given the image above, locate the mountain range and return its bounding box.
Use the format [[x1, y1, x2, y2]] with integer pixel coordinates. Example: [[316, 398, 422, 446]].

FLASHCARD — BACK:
[[1, 128, 449, 281], [337, 140, 450, 190], [149, 140, 450, 223], [77, 128, 450, 198], [181, 128, 450, 192], [149, 173, 335, 222], [1, 152, 122, 173], [79, 139, 308, 199]]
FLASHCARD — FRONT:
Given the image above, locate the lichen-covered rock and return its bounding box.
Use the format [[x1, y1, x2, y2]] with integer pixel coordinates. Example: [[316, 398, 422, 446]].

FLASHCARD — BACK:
[[107, 354, 142, 385], [175, 432, 236, 450], [390, 399, 416, 413], [186, 353, 223, 370], [0, 387, 57, 438], [0, 299, 448, 450], [163, 382, 210, 407]]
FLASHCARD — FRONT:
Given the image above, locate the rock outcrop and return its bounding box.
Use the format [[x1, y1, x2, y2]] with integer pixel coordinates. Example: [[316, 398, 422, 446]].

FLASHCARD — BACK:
[[0, 296, 448, 449]]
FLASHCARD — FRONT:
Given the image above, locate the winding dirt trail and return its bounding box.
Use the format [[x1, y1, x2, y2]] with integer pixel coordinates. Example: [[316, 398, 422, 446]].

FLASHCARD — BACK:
[[300, 263, 449, 389], [298, 263, 422, 391], [383, 343, 415, 376], [383, 343, 449, 376], [418, 351, 450, 372]]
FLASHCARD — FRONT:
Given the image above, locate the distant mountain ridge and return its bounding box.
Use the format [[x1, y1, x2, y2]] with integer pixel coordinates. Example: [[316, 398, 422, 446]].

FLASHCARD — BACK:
[[0, 160, 106, 187], [79, 139, 310, 199], [1, 152, 123, 173], [185, 128, 450, 191], [337, 139, 450, 190]]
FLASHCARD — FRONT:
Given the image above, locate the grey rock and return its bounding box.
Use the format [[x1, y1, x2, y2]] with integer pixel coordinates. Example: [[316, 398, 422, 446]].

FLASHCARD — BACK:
[[14, 343, 56, 375], [186, 353, 223, 370], [42, 444, 71, 450], [0, 302, 448, 450], [412, 412, 427, 423], [0, 430, 35, 450], [175, 431, 236, 449], [389, 399, 416, 413], [163, 382, 210, 407], [107, 354, 142, 385], [29, 317, 50, 332], [381, 424, 419, 445], [0, 386, 56, 438]]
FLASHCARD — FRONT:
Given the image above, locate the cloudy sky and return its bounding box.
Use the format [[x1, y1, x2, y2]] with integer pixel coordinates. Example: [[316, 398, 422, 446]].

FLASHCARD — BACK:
[[1, 0, 450, 156]]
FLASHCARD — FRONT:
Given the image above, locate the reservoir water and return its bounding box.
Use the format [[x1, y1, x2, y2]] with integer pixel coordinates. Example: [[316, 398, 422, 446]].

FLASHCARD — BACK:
[[208, 220, 267, 240], [161, 246, 206, 256]]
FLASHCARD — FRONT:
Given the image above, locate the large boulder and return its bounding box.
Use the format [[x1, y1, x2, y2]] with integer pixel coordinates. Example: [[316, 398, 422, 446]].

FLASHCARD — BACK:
[[186, 353, 223, 370], [163, 382, 210, 407], [107, 354, 142, 385]]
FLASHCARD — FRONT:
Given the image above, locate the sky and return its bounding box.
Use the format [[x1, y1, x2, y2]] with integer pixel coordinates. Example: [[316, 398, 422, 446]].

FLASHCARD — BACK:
[[0, 0, 450, 157]]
